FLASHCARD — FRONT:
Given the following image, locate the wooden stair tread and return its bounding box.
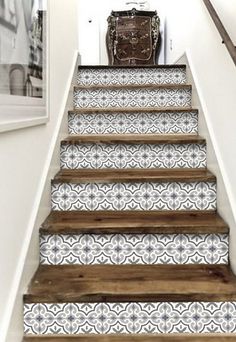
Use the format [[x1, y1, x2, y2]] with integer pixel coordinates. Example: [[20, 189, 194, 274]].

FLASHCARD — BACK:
[[63, 134, 204, 145], [53, 169, 215, 184], [78, 64, 187, 69], [74, 84, 191, 91], [41, 211, 228, 235], [69, 107, 197, 114], [24, 264, 236, 303], [23, 335, 236, 341]]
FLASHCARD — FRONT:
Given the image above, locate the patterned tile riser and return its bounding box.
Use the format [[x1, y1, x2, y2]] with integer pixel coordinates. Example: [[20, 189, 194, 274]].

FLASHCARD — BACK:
[[24, 302, 236, 334], [77, 68, 187, 86], [74, 88, 191, 110], [68, 111, 198, 135], [60, 143, 206, 170], [40, 233, 228, 265], [51, 182, 216, 211]]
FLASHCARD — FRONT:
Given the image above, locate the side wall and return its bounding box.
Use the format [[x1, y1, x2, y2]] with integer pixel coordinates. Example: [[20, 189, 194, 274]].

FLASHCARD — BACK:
[[0, 1, 78, 340], [164, 0, 236, 271], [211, 0, 236, 43]]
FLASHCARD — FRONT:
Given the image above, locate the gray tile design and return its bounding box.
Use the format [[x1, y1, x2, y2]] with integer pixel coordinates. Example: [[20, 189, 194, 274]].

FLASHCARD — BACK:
[[68, 111, 198, 135], [23, 63, 233, 338], [40, 233, 228, 265], [51, 181, 217, 211], [60, 142, 206, 169], [74, 87, 192, 110], [77, 67, 187, 86], [24, 302, 236, 334]]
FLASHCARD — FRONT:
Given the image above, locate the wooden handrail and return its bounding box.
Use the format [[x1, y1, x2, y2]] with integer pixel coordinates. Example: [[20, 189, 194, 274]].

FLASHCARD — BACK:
[[203, 0, 236, 66]]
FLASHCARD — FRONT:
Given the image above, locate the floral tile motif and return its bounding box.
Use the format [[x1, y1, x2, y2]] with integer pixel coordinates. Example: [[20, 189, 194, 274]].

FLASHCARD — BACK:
[[60, 143, 206, 169], [68, 111, 198, 135], [51, 181, 217, 211], [77, 67, 187, 86], [40, 233, 228, 265], [73, 87, 191, 110], [24, 302, 236, 334]]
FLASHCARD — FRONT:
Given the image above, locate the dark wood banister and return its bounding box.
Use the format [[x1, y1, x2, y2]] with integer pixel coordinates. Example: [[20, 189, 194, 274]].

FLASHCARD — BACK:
[[203, 0, 236, 66]]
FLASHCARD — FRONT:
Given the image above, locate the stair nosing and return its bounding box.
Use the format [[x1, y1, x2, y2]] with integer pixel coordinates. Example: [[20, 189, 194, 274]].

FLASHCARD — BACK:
[[74, 84, 192, 91], [23, 264, 236, 304], [61, 134, 205, 145], [40, 210, 228, 235], [40, 227, 228, 235], [78, 64, 187, 70], [22, 334, 236, 341], [52, 169, 215, 185], [40, 224, 228, 236], [68, 107, 198, 115]]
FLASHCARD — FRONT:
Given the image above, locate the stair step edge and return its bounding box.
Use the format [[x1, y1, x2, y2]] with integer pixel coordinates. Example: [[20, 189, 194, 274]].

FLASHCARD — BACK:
[[23, 264, 236, 303], [78, 64, 187, 69], [52, 169, 215, 184], [68, 107, 198, 114], [62, 135, 205, 145], [22, 335, 236, 341], [74, 84, 192, 91], [40, 211, 228, 235], [40, 226, 229, 235]]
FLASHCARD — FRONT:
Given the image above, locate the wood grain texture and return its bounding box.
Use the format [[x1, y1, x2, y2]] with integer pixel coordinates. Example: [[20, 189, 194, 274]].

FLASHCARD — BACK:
[[78, 64, 187, 69], [24, 265, 236, 303], [41, 211, 228, 235], [23, 334, 236, 341], [68, 107, 197, 115], [62, 134, 205, 145], [74, 84, 192, 91], [52, 169, 215, 184]]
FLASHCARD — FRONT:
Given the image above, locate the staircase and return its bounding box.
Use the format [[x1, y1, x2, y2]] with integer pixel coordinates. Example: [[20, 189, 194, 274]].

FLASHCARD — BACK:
[[23, 65, 236, 341]]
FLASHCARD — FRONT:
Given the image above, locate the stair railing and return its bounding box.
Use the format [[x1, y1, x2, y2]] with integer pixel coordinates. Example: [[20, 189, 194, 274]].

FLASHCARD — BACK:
[[203, 0, 236, 66]]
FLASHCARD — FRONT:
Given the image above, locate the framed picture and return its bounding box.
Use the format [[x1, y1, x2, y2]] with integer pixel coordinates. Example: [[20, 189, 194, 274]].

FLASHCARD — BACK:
[[0, 0, 45, 98], [0, 0, 47, 132]]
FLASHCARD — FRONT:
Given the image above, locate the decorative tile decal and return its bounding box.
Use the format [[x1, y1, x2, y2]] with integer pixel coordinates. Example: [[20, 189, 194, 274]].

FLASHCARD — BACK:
[[24, 302, 236, 334], [24, 63, 232, 338], [40, 233, 228, 265], [74, 87, 191, 110], [68, 111, 198, 135], [60, 143, 206, 170], [77, 67, 187, 86], [51, 182, 216, 211]]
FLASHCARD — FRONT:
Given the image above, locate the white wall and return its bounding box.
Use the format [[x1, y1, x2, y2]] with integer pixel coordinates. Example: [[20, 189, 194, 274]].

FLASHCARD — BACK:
[[211, 0, 236, 44], [77, 0, 100, 65], [164, 0, 236, 271], [0, 0, 78, 341], [78, 0, 167, 65], [164, 0, 236, 63]]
